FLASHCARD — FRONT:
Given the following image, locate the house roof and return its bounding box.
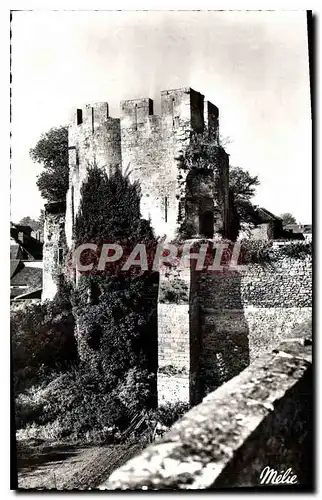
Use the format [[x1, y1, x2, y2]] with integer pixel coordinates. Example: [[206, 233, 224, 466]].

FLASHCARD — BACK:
[[10, 242, 21, 260], [12, 288, 42, 301], [10, 259, 22, 278], [11, 223, 32, 234], [256, 207, 282, 222], [285, 224, 312, 234], [238, 202, 282, 225], [10, 263, 42, 288], [10, 224, 43, 260]]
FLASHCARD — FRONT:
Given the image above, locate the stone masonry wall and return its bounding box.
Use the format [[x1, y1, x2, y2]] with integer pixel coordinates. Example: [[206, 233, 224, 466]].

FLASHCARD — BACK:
[[103, 321, 312, 490], [198, 255, 312, 394], [157, 261, 200, 406], [65, 88, 226, 248], [42, 203, 66, 301], [156, 251, 312, 405], [65, 103, 122, 248], [120, 88, 217, 241]]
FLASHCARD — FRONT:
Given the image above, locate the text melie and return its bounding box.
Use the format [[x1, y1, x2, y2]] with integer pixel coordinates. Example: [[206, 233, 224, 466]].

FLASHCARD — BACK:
[[260, 466, 297, 485]]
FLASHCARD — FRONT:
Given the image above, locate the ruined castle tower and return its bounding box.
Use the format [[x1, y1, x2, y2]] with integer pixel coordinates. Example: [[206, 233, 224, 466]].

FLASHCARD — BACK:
[[65, 87, 229, 247], [43, 87, 230, 406]]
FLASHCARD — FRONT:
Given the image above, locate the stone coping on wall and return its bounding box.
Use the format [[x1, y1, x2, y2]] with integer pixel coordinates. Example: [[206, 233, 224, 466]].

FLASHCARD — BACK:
[[201, 306, 312, 313], [100, 321, 312, 490]]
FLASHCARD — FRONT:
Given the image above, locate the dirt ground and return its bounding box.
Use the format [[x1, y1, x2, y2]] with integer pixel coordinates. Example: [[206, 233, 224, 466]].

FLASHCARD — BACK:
[[16, 440, 144, 490]]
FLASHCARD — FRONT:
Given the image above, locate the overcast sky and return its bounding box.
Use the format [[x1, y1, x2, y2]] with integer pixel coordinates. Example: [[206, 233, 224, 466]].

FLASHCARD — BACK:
[[11, 10, 311, 223]]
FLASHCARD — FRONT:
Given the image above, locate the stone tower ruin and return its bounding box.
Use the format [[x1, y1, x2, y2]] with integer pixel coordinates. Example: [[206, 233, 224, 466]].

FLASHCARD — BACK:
[[64, 87, 229, 247], [43, 87, 231, 406]]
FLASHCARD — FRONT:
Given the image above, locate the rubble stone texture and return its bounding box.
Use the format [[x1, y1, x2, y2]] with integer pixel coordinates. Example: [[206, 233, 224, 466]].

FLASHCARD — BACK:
[[65, 88, 228, 248]]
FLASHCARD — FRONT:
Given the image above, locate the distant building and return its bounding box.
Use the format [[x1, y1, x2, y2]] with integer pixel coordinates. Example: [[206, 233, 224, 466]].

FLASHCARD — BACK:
[[237, 205, 304, 241], [10, 223, 43, 302], [284, 224, 312, 242]]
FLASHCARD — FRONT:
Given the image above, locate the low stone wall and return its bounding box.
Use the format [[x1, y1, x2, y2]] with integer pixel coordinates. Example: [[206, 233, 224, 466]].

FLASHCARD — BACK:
[[198, 257, 312, 310], [200, 306, 312, 393], [198, 255, 312, 394], [101, 321, 312, 490]]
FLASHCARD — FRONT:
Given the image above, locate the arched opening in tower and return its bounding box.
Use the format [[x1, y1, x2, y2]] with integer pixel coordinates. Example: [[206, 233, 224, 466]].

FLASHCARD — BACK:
[[184, 169, 215, 238], [199, 210, 214, 238]]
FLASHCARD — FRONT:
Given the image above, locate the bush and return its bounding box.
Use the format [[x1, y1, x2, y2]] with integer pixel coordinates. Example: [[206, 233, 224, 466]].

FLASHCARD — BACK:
[[11, 285, 77, 395], [16, 366, 155, 442], [277, 241, 312, 259], [238, 239, 312, 265], [149, 402, 190, 428], [238, 239, 274, 265], [73, 274, 158, 382], [158, 278, 189, 304], [72, 164, 158, 389]]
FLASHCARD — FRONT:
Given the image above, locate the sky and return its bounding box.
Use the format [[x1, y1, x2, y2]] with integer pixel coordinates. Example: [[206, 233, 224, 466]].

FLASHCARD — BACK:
[[11, 10, 312, 224]]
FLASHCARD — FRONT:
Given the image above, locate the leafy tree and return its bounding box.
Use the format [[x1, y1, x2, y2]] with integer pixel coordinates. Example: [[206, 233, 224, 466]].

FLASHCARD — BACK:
[[228, 167, 260, 230], [19, 213, 44, 236], [280, 212, 297, 225], [75, 164, 153, 249], [179, 131, 260, 230], [229, 166, 260, 203], [73, 164, 158, 404], [30, 126, 69, 202]]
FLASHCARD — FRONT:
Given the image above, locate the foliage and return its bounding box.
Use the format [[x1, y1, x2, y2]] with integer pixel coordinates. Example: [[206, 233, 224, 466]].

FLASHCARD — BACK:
[[158, 278, 189, 304], [277, 241, 312, 259], [149, 402, 190, 428], [179, 130, 223, 172], [15, 366, 154, 441], [30, 126, 69, 202], [280, 212, 297, 225], [229, 166, 260, 203], [238, 239, 274, 265], [177, 131, 260, 231], [73, 274, 158, 386], [11, 276, 76, 395], [18, 214, 44, 235], [73, 164, 158, 404], [158, 364, 187, 376], [238, 239, 312, 265], [75, 164, 154, 249], [229, 167, 260, 229]]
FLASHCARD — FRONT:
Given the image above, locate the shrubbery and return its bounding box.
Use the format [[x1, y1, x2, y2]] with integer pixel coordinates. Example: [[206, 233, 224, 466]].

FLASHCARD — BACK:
[[11, 280, 76, 395], [148, 402, 190, 428], [238, 239, 312, 265], [13, 166, 196, 443], [16, 366, 156, 442], [73, 165, 158, 398], [158, 278, 189, 304], [14, 166, 160, 443]]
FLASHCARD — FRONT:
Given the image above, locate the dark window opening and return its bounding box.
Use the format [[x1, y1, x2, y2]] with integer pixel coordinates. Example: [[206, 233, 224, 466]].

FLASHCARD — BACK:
[[91, 107, 94, 134], [165, 196, 168, 223], [199, 211, 214, 238], [77, 109, 83, 125], [134, 104, 138, 131], [172, 97, 175, 127], [58, 248, 64, 265]]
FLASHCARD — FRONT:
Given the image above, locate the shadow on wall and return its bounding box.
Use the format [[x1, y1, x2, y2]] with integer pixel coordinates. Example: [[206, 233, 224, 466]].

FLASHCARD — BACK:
[[198, 269, 250, 396]]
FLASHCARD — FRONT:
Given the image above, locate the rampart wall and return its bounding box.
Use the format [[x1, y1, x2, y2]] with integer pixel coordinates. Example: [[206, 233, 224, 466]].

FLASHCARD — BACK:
[[157, 253, 312, 403], [103, 320, 312, 490]]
